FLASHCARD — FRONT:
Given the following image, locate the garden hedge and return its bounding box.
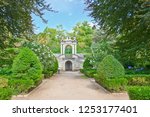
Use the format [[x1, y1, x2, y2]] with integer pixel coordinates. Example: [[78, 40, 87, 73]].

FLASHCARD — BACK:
[[0, 88, 12, 100], [97, 55, 125, 79], [125, 75, 150, 86], [97, 78, 128, 92], [8, 79, 34, 95], [95, 55, 127, 92], [0, 77, 8, 88], [12, 47, 43, 85], [127, 86, 150, 100]]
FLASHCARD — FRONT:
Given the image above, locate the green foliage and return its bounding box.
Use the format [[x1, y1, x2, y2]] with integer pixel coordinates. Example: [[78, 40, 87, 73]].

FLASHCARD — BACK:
[[0, 77, 8, 88], [0, 67, 12, 76], [8, 79, 34, 95], [0, 88, 12, 100], [125, 69, 150, 75], [12, 47, 43, 84], [86, 0, 150, 66], [0, 0, 52, 49], [82, 69, 96, 78], [23, 42, 58, 78], [125, 75, 150, 86], [97, 55, 125, 79], [0, 48, 19, 68], [83, 57, 94, 70], [36, 27, 61, 53], [127, 86, 150, 100], [100, 78, 128, 92], [70, 21, 94, 53]]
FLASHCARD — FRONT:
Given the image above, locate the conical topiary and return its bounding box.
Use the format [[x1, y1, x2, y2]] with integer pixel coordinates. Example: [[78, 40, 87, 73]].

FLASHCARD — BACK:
[[97, 55, 125, 79]]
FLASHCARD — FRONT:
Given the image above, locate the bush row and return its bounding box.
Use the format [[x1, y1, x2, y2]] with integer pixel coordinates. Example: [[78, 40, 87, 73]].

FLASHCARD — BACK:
[[0, 77, 8, 88], [0, 88, 12, 100], [96, 77, 128, 92], [125, 75, 150, 86], [80, 69, 96, 78], [127, 86, 150, 100], [0, 76, 12, 100]]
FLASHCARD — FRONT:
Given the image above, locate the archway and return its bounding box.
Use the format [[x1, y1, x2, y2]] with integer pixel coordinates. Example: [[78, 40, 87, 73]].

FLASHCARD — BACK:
[[65, 61, 72, 71]]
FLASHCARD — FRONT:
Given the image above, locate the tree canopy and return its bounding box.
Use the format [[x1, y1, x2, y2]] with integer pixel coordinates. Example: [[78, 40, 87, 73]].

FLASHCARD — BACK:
[[86, 0, 150, 66], [0, 0, 52, 49]]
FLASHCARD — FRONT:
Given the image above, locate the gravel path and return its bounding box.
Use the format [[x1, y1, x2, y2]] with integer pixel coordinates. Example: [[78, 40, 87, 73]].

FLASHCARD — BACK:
[[12, 71, 129, 100]]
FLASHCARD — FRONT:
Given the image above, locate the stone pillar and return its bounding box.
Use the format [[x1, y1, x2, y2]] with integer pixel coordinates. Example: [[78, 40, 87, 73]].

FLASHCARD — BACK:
[[63, 44, 65, 55], [72, 45, 75, 54], [61, 44, 63, 54], [74, 44, 77, 54]]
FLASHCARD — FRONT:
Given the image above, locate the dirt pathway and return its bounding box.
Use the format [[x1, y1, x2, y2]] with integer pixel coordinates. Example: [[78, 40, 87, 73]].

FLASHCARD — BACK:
[[12, 71, 129, 100]]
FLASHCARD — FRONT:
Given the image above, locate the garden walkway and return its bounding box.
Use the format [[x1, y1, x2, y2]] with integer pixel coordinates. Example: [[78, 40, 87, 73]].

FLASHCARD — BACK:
[[12, 71, 129, 100]]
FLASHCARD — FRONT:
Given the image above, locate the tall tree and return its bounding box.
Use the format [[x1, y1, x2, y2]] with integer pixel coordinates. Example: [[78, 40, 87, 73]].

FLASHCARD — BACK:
[[0, 0, 53, 49], [71, 21, 94, 53], [86, 0, 150, 66]]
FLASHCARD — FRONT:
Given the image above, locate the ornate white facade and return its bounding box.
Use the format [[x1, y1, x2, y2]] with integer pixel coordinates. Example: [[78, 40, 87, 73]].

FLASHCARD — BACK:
[[54, 38, 84, 71]]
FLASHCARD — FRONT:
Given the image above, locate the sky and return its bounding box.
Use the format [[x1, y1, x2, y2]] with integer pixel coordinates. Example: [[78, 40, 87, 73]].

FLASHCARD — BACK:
[[32, 0, 93, 33]]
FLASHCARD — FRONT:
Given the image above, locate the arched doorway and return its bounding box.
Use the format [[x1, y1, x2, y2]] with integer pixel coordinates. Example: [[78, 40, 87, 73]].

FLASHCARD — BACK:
[[65, 61, 72, 71]]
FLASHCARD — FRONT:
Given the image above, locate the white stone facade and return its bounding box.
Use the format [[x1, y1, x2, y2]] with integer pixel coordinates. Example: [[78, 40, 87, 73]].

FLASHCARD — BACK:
[[54, 38, 84, 71]]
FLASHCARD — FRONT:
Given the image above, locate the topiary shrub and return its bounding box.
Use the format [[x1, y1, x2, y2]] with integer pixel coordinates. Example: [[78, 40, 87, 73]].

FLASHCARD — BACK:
[[95, 55, 126, 92], [12, 47, 43, 85], [0, 77, 8, 88], [97, 55, 125, 79], [127, 86, 150, 100], [23, 42, 58, 78], [0, 88, 12, 100]]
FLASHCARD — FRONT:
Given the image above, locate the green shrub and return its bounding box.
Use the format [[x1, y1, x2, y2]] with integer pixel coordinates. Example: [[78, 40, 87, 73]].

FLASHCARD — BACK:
[[0, 77, 8, 88], [80, 69, 84, 73], [97, 55, 125, 79], [84, 69, 97, 78], [0, 67, 12, 76], [0, 48, 19, 68], [125, 75, 150, 86], [23, 42, 58, 78], [127, 86, 150, 100], [8, 79, 34, 95], [0, 88, 12, 100], [99, 78, 128, 92], [83, 57, 94, 70], [12, 47, 43, 84]]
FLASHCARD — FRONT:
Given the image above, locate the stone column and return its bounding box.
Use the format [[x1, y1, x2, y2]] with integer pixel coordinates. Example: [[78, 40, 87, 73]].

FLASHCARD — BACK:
[[74, 44, 77, 54], [61, 44, 63, 54], [72, 45, 75, 54]]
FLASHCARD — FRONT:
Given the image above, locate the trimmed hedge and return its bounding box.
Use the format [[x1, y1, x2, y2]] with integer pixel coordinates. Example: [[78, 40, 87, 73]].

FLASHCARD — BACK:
[[8, 79, 34, 95], [95, 55, 127, 92], [0, 77, 8, 88], [125, 75, 150, 86], [97, 78, 128, 92], [12, 47, 43, 85], [0, 88, 12, 100], [97, 55, 125, 79], [82, 69, 97, 78], [127, 86, 150, 100]]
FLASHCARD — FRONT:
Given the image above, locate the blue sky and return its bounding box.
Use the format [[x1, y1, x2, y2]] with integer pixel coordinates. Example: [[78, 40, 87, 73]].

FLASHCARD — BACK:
[[32, 0, 92, 33]]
